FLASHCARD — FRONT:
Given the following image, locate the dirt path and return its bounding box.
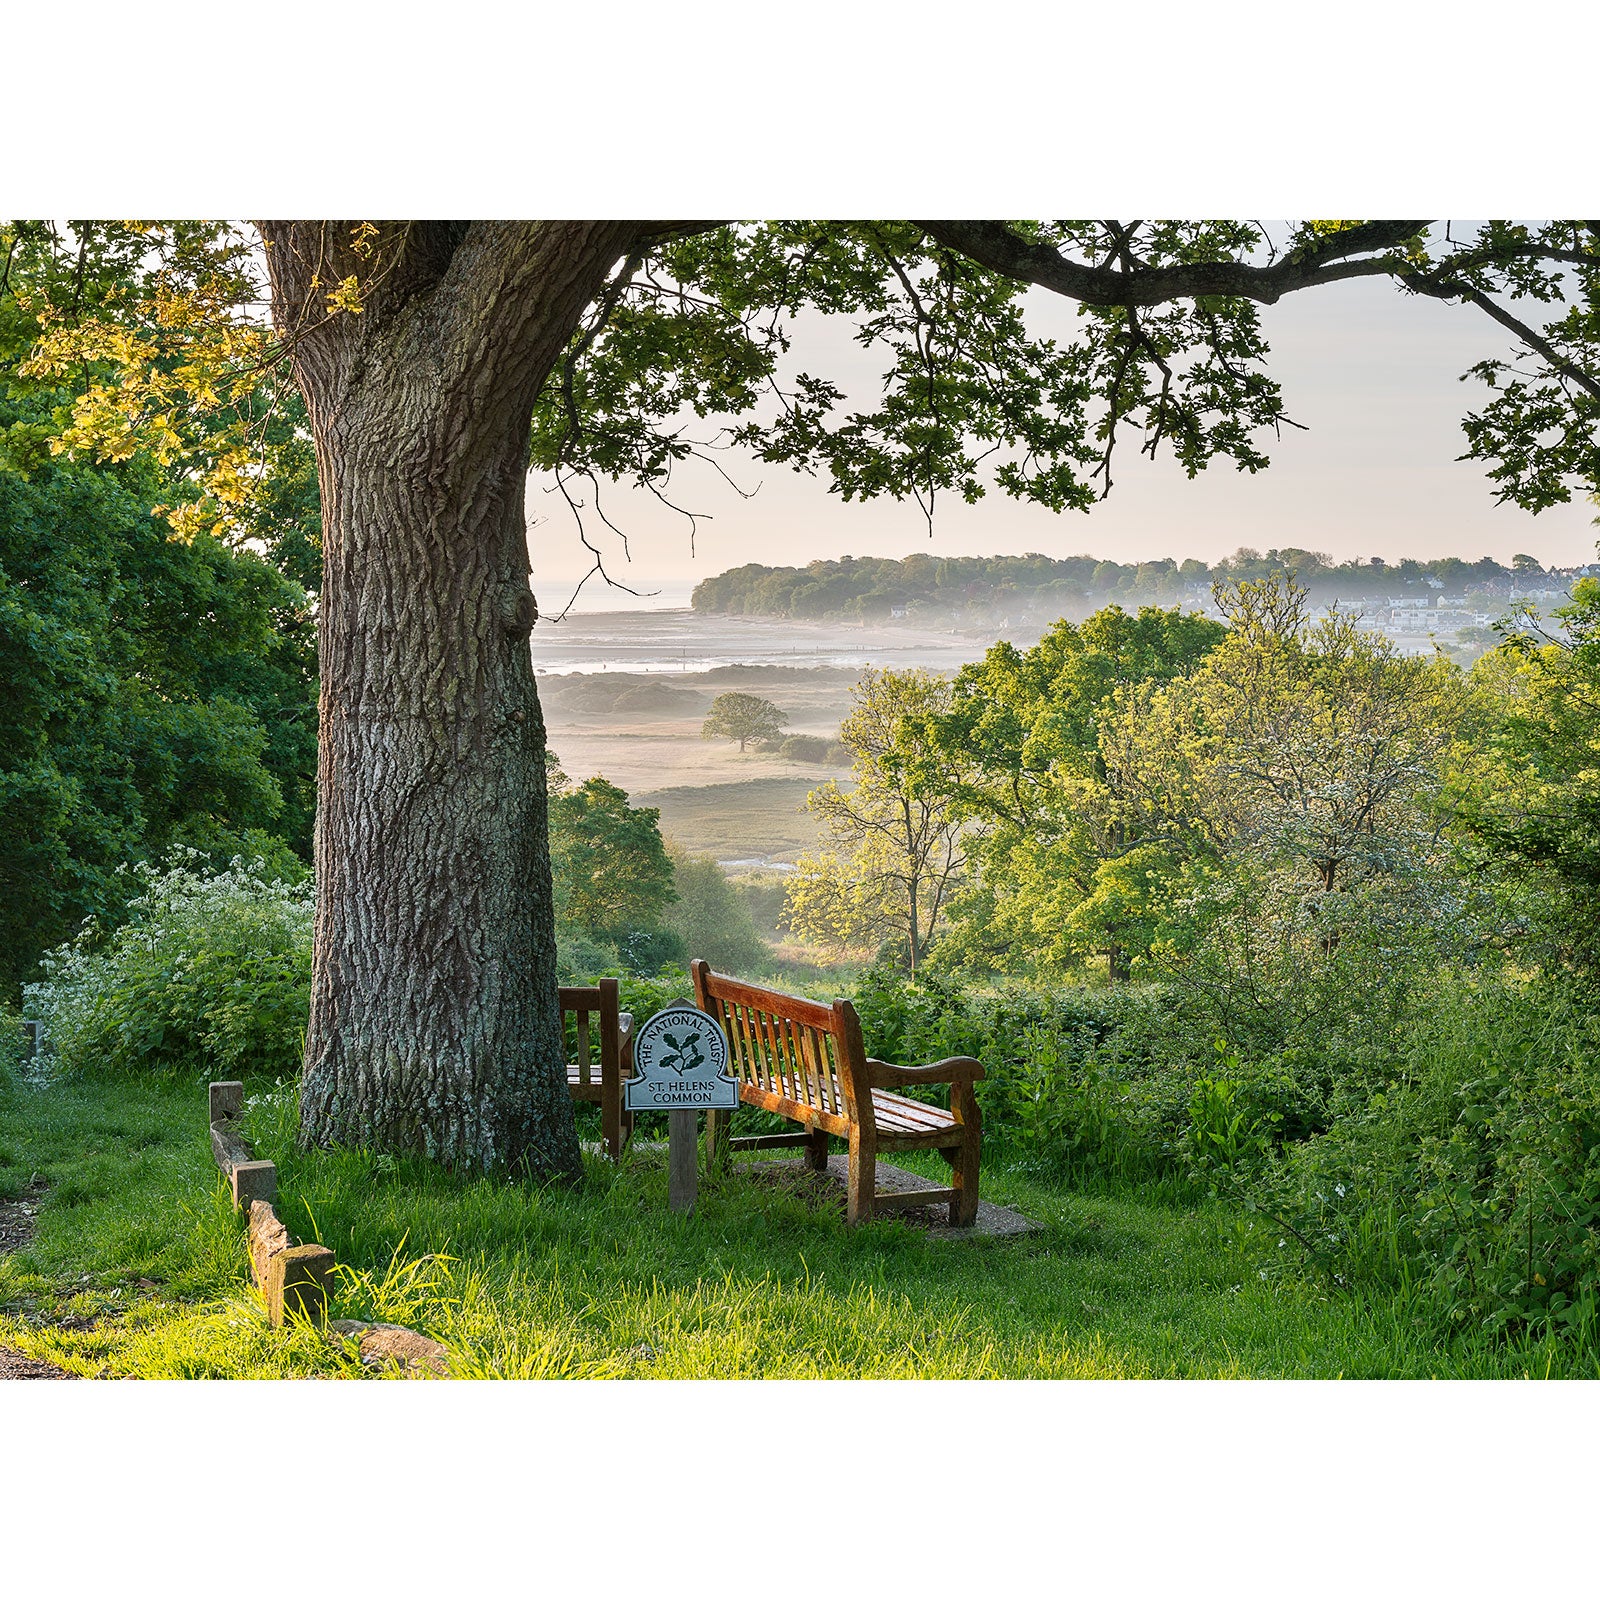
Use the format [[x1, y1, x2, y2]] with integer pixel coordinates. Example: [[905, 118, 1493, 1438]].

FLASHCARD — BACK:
[[0, 1345, 77, 1379], [0, 1178, 48, 1253], [0, 1181, 79, 1380]]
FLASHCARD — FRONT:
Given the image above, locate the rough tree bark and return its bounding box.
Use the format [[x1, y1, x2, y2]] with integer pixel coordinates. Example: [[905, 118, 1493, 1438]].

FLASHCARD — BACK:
[[258, 221, 638, 1174]]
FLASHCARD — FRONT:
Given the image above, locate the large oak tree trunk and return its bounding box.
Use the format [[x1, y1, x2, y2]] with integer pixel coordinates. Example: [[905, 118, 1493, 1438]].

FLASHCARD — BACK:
[[259, 221, 638, 1173]]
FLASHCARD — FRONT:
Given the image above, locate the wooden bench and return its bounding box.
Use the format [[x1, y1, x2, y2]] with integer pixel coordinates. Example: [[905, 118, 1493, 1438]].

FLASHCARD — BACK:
[[691, 960, 983, 1226], [562, 978, 634, 1162]]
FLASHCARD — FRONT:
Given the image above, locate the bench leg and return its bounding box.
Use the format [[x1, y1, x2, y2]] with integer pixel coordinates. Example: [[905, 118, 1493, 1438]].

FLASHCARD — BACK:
[[948, 1088, 982, 1227], [847, 1127, 876, 1226], [804, 1126, 829, 1172], [602, 1077, 623, 1164]]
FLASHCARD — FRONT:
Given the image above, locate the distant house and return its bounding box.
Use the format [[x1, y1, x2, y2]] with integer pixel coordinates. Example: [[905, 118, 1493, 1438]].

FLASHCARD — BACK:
[[1388, 610, 1434, 632]]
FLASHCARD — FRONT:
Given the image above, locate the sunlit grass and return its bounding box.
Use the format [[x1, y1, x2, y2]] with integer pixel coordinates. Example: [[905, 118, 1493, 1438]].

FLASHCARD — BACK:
[[3, 1067, 1595, 1379]]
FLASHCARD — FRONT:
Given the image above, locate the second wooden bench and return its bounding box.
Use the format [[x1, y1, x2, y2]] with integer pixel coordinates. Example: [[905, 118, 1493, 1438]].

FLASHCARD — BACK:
[[563, 978, 634, 1162]]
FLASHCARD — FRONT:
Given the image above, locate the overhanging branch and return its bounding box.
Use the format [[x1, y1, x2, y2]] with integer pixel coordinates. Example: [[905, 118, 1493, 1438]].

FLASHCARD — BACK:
[[913, 220, 1433, 307]]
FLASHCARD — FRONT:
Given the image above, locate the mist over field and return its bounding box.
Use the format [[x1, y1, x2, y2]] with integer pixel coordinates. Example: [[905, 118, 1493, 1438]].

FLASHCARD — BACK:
[[530, 535, 1591, 872], [533, 609, 1009, 871]]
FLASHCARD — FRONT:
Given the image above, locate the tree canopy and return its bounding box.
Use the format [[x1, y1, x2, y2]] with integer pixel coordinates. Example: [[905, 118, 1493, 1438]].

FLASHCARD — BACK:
[[915, 604, 1226, 976], [0, 223, 318, 998], [1457, 577, 1600, 969], [8, 216, 1598, 1174], [547, 760, 677, 951], [785, 668, 968, 970], [14, 221, 1600, 550]]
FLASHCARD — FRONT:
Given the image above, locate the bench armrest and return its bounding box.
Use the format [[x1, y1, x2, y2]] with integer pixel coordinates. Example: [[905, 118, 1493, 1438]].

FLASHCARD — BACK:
[[865, 1055, 984, 1089], [617, 1013, 634, 1067]]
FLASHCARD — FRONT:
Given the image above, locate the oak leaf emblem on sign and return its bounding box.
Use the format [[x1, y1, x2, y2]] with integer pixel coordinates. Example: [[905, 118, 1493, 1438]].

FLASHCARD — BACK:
[[659, 1030, 707, 1075]]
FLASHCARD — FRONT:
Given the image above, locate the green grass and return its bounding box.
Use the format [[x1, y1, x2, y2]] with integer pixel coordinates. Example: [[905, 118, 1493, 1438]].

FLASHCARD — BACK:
[[2, 1066, 1594, 1379]]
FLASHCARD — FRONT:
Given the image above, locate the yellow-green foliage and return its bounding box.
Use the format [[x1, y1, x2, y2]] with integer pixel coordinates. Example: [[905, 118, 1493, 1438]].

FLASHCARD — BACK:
[[785, 668, 964, 969]]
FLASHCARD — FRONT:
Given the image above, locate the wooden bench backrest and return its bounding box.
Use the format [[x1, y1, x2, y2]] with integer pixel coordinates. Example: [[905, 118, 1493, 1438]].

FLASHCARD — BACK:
[[559, 977, 620, 1089], [691, 960, 869, 1123]]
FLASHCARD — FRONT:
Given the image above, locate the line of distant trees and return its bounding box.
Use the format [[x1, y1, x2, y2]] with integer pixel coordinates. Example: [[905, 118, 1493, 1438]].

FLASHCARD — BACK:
[[691, 548, 1589, 624]]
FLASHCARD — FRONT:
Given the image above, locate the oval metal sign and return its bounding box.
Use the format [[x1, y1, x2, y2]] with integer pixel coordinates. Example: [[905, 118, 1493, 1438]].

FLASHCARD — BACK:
[[624, 1003, 739, 1111]]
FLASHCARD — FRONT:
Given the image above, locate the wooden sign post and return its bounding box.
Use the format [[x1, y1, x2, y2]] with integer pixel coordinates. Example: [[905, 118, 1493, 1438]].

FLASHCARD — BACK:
[[624, 1003, 738, 1215]]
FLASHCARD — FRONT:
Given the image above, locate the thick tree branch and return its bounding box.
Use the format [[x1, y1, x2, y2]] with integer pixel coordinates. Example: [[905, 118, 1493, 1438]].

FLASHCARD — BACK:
[[913, 220, 1433, 307], [429, 220, 644, 404]]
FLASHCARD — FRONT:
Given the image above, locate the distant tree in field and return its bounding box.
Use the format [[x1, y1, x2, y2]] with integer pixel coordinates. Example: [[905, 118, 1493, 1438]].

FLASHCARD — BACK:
[[664, 848, 768, 973], [784, 669, 968, 972], [776, 734, 833, 764], [547, 761, 676, 947], [702, 692, 788, 753]]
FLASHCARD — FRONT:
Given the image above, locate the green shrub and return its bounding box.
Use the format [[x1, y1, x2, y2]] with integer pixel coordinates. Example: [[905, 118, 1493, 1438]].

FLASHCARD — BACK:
[[665, 851, 768, 974], [23, 850, 312, 1078], [847, 967, 1176, 1174], [1147, 859, 1495, 1065], [1185, 1060, 1281, 1176], [555, 931, 620, 985], [616, 972, 693, 1020], [0, 1004, 24, 1085], [846, 967, 1349, 1187], [1250, 977, 1600, 1339], [558, 925, 691, 983], [776, 735, 832, 763], [614, 926, 685, 975], [733, 873, 791, 941]]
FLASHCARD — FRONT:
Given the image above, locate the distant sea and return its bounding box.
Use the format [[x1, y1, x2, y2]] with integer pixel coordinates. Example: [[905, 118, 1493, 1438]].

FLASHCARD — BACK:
[[528, 608, 1030, 677]]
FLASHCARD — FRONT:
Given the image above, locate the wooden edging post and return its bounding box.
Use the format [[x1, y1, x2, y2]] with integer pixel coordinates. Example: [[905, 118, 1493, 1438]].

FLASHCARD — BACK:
[[263, 1244, 336, 1328], [209, 1083, 328, 1329], [207, 1083, 276, 1215], [209, 1080, 244, 1125], [203, 1089, 455, 1370], [205, 1088, 448, 1366], [232, 1160, 277, 1213]]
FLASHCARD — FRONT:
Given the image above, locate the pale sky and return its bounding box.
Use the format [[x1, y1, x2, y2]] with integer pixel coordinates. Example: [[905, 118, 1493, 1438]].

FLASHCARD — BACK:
[[526, 261, 1599, 613]]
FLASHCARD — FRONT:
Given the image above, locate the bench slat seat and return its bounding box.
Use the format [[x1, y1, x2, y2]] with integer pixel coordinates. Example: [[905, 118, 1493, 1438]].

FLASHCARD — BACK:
[[869, 1090, 960, 1139], [692, 960, 982, 1227]]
